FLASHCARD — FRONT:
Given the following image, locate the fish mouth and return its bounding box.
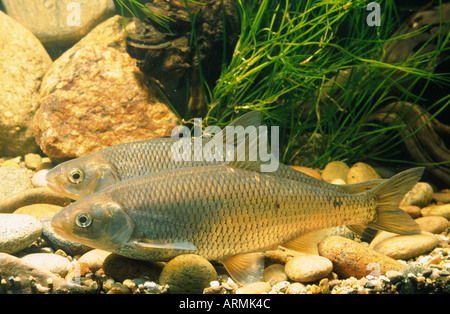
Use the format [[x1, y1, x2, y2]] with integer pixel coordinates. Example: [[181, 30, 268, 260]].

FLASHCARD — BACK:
[[50, 209, 72, 237]]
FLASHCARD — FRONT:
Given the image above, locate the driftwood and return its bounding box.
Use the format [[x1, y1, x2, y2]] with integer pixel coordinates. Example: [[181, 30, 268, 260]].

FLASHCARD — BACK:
[[366, 102, 450, 187], [126, 0, 240, 117]]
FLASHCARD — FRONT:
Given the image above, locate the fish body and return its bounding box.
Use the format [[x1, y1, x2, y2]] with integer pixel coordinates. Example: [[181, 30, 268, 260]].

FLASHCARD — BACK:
[[51, 161, 423, 283], [46, 112, 382, 200]]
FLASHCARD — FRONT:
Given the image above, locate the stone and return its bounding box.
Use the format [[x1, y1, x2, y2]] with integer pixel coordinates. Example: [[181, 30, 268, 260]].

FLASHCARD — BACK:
[[400, 205, 421, 219], [71, 15, 137, 53], [415, 216, 449, 234], [20, 253, 73, 277], [0, 167, 33, 199], [34, 45, 180, 157], [347, 162, 382, 184], [285, 255, 333, 282], [289, 166, 322, 180], [31, 170, 49, 188], [159, 254, 218, 294], [236, 281, 272, 294], [0, 11, 52, 156], [420, 204, 450, 219], [103, 254, 163, 283], [318, 236, 404, 279], [24, 153, 42, 170], [0, 253, 89, 294], [14, 204, 63, 220], [77, 249, 111, 273], [262, 264, 288, 283], [433, 191, 450, 204], [0, 214, 42, 254], [369, 231, 439, 260], [400, 182, 434, 208], [322, 161, 349, 183], [2, 0, 115, 47], [41, 218, 92, 256]]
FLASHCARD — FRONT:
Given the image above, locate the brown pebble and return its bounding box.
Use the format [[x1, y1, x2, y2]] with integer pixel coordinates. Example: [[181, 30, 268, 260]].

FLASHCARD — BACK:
[[415, 216, 449, 234], [262, 264, 287, 283], [400, 205, 421, 219], [318, 236, 404, 279], [421, 204, 450, 220], [289, 166, 322, 181]]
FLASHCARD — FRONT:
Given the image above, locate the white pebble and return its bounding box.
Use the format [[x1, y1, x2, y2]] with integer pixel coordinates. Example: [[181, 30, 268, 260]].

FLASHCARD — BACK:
[[210, 280, 220, 288], [31, 169, 49, 188]]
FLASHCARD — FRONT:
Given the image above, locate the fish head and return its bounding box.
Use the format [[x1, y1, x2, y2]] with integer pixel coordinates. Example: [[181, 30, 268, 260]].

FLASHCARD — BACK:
[[51, 194, 135, 250], [45, 153, 120, 200]]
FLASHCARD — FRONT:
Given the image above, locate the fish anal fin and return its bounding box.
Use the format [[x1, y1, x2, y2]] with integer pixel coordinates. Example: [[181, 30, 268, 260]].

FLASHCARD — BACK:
[[347, 225, 380, 243], [222, 253, 264, 285], [133, 239, 197, 251], [281, 229, 328, 255]]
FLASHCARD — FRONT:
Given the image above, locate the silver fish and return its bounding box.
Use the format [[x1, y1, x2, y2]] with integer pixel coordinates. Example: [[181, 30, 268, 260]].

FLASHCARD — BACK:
[[51, 135, 422, 284], [46, 111, 383, 200]]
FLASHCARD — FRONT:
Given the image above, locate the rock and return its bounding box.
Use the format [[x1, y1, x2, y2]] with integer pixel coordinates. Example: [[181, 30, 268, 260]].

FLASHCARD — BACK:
[[385, 270, 404, 284], [347, 162, 382, 184], [41, 218, 92, 256], [401, 182, 433, 208], [369, 231, 439, 260], [159, 254, 218, 294], [24, 153, 42, 170], [433, 191, 450, 204], [14, 204, 63, 220], [262, 264, 288, 283], [420, 204, 450, 219], [0, 11, 52, 156], [20, 253, 73, 277], [289, 166, 322, 180], [71, 15, 137, 53], [322, 161, 349, 183], [2, 0, 115, 48], [285, 255, 333, 282], [400, 205, 421, 219], [103, 254, 163, 283], [0, 167, 33, 198], [0, 253, 89, 294], [0, 214, 42, 254], [415, 216, 449, 234], [236, 281, 272, 294], [318, 236, 404, 279], [77, 249, 111, 273], [34, 45, 180, 158], [31, 170, 49, 188]]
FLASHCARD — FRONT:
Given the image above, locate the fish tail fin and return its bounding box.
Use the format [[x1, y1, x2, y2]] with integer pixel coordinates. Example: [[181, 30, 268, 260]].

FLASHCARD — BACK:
[[365, 167, 424, 235]]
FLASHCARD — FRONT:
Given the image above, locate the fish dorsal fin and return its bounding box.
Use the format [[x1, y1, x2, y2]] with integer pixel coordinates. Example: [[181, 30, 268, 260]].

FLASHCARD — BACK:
[[205, 111, 262, 146], [281, 229, 329, 255], [222, 252, 265, 285], [225, 125, 263, 172], [133, 239, 197, 251]]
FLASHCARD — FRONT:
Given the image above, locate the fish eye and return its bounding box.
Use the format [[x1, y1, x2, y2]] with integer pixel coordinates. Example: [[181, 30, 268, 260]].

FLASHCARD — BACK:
[[68, 168, 85, 184], [75, 212, 92, 228]]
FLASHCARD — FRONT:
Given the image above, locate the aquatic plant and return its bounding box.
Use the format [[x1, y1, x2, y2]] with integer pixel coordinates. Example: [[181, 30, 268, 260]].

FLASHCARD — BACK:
[[119, 0, 450, 171]]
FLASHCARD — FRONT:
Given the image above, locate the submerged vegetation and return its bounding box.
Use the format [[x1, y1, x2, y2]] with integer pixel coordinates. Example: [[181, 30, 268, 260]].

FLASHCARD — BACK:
[[117, 0, 450, 169]]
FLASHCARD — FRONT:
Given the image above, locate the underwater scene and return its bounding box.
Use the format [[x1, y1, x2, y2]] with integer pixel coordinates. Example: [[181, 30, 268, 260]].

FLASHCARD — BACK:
[[0, 0, 450, 298]]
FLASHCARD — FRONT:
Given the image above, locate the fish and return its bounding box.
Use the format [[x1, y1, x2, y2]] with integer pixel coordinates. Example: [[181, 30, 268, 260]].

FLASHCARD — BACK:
[[46, 111, 383, 200], [51, 133, 423, 284]]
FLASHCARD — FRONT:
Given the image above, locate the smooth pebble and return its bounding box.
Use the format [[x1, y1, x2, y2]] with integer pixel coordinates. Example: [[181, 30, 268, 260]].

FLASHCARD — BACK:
[[285, 255, 333, 282], [0, 214, 42, 254], [20, 253, 73, 277]]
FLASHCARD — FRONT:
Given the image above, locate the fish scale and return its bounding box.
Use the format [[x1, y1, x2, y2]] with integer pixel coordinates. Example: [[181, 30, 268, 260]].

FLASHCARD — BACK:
[[104, 166, 373, 260]]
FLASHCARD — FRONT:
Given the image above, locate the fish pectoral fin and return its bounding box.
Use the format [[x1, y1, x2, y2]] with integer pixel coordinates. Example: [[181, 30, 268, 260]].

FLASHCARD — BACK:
[[132, 240, 197, 251], [280, 229, 328, 255], [221, 253, 264, 285]]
